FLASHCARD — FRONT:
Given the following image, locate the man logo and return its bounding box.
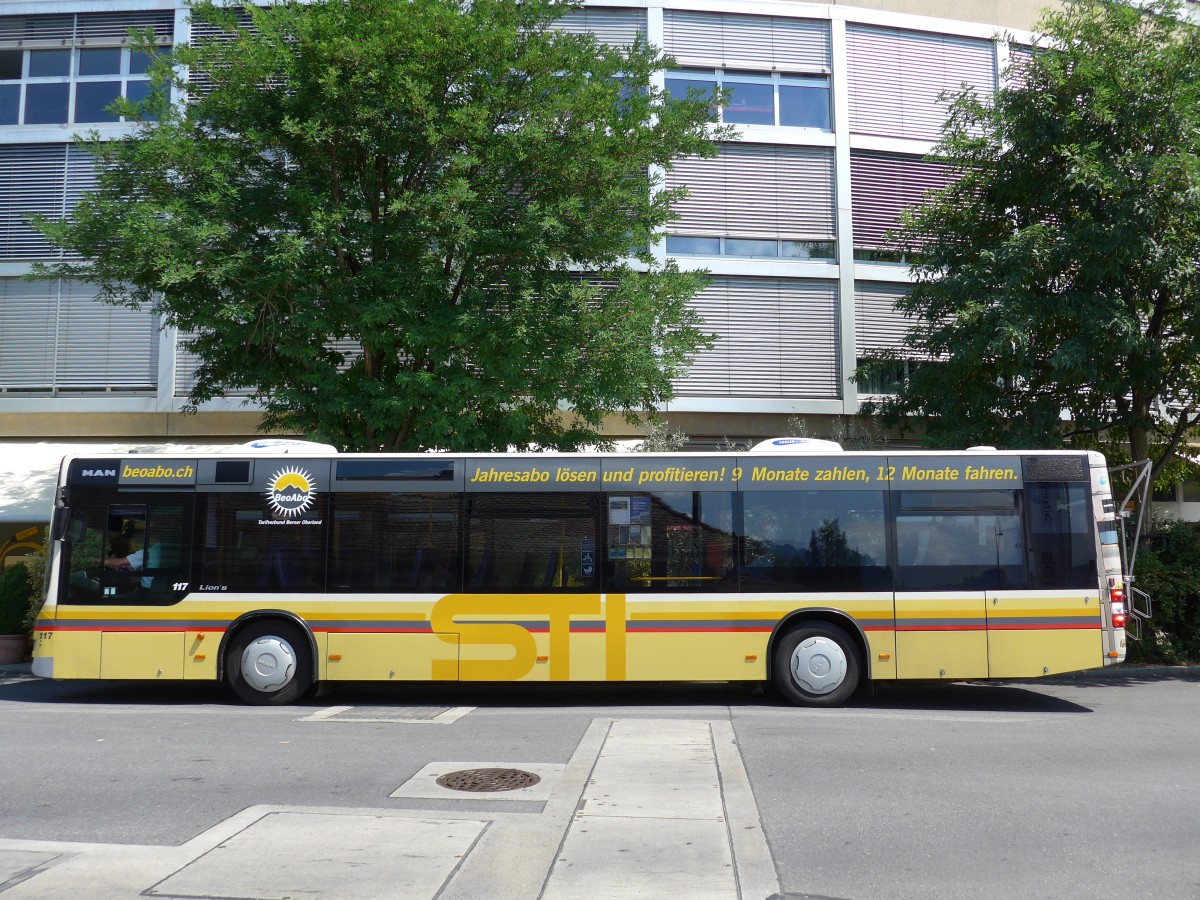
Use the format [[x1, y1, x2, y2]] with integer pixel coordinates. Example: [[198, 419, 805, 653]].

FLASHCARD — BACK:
[[266, 466, 317, 517], [82, 469, 117, 478]]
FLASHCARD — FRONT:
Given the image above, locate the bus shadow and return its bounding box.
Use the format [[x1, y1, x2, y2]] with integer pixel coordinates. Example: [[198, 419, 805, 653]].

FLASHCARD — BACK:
[[13, 663, 1192, 711], [0, 675, 770, 709], [321, 679, 771, 709], [0, 674, 1095, 714], [0, 677, 234, 706], [1040, 666, 1200, 688], [849, 681, 1093, 714]]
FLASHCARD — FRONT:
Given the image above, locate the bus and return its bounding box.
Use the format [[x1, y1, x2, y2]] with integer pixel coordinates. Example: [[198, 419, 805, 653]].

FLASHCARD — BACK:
[[31, 439, 1131, 706]]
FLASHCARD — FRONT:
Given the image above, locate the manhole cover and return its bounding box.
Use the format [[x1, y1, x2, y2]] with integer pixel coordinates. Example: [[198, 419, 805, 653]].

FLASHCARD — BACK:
[[436, 768, 542, 793]]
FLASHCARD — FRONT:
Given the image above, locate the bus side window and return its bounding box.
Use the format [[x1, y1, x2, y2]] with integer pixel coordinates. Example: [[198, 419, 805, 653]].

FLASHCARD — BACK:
[[195, 491, 326, 593], [741, 490, 890, 592], [894, 490, 1028, 591], [607, 491, 735, 592], [100, 503, 148, 598], [329, 492, 461, 593], [465, 493, 600, 592], [60, 496, 109, 602], [58, 495, 192, 603], [1026, 482, 1097, 589], [141, 501, 192, 597]]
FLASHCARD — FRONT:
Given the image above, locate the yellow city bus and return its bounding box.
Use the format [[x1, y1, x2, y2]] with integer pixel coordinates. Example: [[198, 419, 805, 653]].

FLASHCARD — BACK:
[[32, 439, 1130, 705]]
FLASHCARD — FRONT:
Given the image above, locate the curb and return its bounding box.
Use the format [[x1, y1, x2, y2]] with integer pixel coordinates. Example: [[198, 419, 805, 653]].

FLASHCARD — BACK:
[[1044, 664, 1200, 682]]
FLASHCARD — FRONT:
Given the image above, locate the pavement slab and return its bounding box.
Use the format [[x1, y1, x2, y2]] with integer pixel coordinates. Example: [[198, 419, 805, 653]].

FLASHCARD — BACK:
[[148, 812, 488, 900], [0, 716, 778, 899]]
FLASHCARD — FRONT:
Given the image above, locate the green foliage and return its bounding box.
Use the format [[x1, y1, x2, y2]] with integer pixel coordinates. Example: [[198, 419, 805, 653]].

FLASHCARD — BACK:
[[1130, 519, 1200, 663], [20, 547, 47, 635], [637, 420, 689, 452], [35, 0, 727, 452], [859, 0, 1200, 484], [0, 564, 33, 635], [786, 414, 888, 450]]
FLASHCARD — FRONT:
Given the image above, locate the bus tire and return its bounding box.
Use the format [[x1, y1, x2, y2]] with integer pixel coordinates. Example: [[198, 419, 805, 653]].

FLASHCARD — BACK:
[[226, 619, 313, 706], [773, 622, 860, 707]]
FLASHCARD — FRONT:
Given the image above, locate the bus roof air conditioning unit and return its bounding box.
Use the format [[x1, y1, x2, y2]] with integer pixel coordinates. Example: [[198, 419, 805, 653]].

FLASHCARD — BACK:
[[750, 437, 843, 453]]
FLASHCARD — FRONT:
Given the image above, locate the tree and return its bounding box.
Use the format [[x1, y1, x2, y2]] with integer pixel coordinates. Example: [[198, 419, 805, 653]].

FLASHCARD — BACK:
[[36, 0, 728, 451], [858, 0, 1200, 486]]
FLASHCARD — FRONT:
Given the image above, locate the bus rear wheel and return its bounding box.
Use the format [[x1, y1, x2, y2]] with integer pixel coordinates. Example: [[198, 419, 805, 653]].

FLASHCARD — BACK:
[[226, 620, 313, 705], [773, 622, 861, 707]]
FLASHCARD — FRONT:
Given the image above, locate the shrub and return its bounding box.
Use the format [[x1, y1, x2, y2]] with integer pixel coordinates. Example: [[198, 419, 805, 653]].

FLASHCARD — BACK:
[[0, 563, 33, 635], [1128, 519, 1200, 664], [21, 549, 47, 634]]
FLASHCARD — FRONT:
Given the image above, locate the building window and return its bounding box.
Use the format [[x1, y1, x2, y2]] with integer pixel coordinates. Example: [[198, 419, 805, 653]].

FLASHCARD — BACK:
[[853, 248, 908, 263], [1151, 483, 1177, 503], [667, 235, 836, 260], [0, 46, 157, 126], [665, 69, 830, 130], [855, 358, 925, 395]]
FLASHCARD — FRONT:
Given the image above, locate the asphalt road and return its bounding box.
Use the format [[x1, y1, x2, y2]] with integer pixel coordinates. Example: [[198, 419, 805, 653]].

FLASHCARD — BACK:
[[0, 667, 1197, 899]]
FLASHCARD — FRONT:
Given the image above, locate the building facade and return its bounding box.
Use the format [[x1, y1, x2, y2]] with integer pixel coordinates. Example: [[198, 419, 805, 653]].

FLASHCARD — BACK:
[[0, 0, 1053, 455]]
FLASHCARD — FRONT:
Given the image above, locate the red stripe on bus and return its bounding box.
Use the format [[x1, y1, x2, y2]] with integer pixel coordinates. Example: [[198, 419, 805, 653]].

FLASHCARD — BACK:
[[985, 623, 1099, 630]]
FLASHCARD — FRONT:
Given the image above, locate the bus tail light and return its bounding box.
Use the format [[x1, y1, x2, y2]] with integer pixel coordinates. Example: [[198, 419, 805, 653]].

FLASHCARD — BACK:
[[1110, 586, 1127, 629]]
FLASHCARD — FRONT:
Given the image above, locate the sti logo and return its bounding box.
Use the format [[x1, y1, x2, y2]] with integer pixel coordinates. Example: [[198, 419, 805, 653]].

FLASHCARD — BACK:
[[81, 468, 117, 478]]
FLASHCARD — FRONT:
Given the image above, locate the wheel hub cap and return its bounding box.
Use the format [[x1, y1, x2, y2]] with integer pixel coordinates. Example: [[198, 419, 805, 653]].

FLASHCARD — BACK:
[[790, 636, 847, 695], [241, 636, 297, 693]]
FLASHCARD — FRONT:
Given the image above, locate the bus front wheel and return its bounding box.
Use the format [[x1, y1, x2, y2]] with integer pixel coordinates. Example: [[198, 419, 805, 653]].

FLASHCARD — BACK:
[[226, 620, 313, 705], [773, 622, 860, 707]]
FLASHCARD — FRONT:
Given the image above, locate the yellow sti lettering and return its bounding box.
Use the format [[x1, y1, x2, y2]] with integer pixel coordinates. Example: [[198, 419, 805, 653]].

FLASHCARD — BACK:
[[430, 595, 602, 681]]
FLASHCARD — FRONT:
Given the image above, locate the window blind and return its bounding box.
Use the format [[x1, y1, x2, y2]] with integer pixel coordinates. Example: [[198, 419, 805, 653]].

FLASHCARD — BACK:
[[552, 8, 645, 46], [846, 25, 995, 140], [668, 143, 836, 240], [175, 335, 360, 394], [854, 281, 913, 355], [1007, 45, 1032, 90], [664, 11, 830, 71], [675, 276, 840, 398], [0, 278, 158, 391], [0, 12, 172, 48], [849, 151, 953, 249], [0, 143, 98, 261]]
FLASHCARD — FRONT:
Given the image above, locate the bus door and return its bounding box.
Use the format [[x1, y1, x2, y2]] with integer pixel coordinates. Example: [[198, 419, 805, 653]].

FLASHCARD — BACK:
[[892, 486, 1022, 680], [55, 489, 194, 680], [897, 494, 988, 681], [987, 481, 1103, 677]]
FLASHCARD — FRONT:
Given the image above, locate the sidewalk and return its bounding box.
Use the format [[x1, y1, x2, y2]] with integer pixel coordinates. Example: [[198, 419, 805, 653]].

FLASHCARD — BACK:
[[0, 717, 780, 899]]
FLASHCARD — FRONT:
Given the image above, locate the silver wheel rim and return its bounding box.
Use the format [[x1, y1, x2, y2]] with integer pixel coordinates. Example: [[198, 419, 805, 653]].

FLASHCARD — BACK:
[[240, 636, 297, 694], [790, 635, 847, 695]]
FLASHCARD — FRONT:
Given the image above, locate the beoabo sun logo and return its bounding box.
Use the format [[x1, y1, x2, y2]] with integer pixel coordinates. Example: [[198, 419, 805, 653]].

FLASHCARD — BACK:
[[265, 466, 317, 518]]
